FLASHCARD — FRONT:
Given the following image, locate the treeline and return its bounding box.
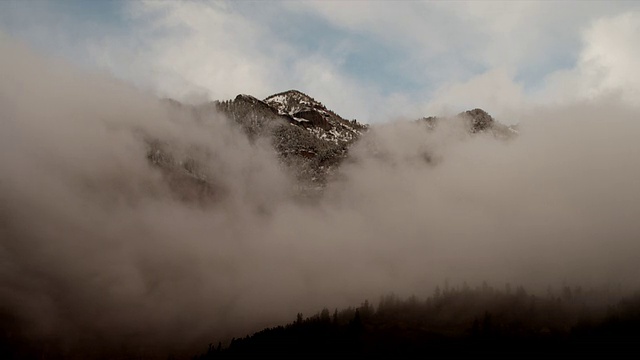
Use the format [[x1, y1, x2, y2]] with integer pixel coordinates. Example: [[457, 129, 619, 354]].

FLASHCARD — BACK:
[[196, 282, 640, 359]]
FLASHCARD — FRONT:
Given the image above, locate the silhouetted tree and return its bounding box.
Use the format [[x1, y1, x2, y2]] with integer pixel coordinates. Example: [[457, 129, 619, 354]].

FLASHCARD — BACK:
[[320, 308, 330, 323]]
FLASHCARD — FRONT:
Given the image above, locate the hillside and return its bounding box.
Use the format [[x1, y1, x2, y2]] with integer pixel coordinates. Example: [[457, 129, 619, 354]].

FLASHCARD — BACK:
[[195, 284, 640, 359], [148, 90, 516, 201]]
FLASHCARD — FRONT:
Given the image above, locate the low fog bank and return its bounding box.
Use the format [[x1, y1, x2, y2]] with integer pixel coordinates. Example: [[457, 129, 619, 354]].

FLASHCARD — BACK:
[[1, 38, 640, 357]]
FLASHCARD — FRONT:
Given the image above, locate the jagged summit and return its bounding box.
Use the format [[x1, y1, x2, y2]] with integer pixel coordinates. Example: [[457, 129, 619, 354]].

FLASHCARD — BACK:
[[262, 89, 366, 143], [264, 90, 330, 117]]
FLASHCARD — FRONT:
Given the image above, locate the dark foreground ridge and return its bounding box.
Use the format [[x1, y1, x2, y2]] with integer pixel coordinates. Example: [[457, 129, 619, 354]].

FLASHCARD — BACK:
[[196, 284, 640, 359]]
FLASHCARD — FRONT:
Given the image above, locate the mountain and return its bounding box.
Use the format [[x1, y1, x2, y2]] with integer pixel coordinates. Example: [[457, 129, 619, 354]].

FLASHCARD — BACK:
[[149, 90, 516, 201], [264, 90, 366, 144], [213, 91, 367, 191], [421, 108, 518, 139]]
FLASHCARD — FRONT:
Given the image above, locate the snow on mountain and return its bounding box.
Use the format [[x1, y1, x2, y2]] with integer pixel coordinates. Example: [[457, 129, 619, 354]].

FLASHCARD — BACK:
[[264, 90, 367, 144]]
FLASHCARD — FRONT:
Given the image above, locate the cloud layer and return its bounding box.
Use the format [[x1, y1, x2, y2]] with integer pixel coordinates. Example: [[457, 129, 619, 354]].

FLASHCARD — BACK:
[[2, 36, 640, 357], [3, 1, 640, 123]]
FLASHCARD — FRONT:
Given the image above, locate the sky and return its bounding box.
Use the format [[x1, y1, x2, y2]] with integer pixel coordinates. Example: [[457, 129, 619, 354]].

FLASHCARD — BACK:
[[1, 0, 640, 124]]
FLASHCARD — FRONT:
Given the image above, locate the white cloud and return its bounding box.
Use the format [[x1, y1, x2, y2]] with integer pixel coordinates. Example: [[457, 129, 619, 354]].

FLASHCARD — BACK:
[[91, 1, 288, 102], [423, 10, 640, 121], [83, 1, 419, 123], [576, 11, 640, 101], [532, 11, 640, 106], [276, 1, 640, 122], [3, 0, 640, 123], [423, 68, 526, 123], [291, 1, 639, 76]]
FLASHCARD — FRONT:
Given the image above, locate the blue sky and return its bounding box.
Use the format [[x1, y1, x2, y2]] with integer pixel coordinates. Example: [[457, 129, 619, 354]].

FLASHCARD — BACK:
[[1, 0, 639, 123]]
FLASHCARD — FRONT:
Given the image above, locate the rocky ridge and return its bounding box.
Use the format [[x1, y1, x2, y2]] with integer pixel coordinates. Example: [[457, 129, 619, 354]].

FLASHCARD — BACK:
[[422, 108, 518, 139], [264, 90, 365, 144], [149, 90, 517, 201]]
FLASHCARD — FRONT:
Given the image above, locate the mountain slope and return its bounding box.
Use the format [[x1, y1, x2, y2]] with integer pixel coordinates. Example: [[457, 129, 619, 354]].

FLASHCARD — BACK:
[[264, 90, 366, 144], [150, 90, 517, 201], [213, 90, 367, 190]]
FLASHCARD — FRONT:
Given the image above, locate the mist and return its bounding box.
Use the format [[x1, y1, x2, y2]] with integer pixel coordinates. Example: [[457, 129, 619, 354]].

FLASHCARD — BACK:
[[1, 37, 640, 357]]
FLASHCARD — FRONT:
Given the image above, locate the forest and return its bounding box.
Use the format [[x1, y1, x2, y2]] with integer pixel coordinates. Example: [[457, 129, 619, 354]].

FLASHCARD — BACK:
[[196, 282, 640, 359]]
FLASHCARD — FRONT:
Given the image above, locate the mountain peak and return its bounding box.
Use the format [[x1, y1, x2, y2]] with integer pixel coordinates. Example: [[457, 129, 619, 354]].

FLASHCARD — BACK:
[[460, 108, 494, 133], [234, 93, 264, 105], [262, 89, 365, 143], [263, 89, 329, 117]]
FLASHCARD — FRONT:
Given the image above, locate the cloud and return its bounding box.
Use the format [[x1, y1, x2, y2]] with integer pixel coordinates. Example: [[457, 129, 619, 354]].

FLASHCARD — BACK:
[[3, 1, 639, 125], [421, 68, 526, 122], [539, 11, 640, 105], [89, 1, 286, 102], [80, 1, 404, 123], [2, 35, 640, 357], [291, 1, 639, 75], [421, 10, 640, 122]]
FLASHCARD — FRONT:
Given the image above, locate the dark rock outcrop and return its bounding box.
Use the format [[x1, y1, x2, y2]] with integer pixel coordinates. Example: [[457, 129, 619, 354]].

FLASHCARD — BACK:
[[461, 108, 495, 133]]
